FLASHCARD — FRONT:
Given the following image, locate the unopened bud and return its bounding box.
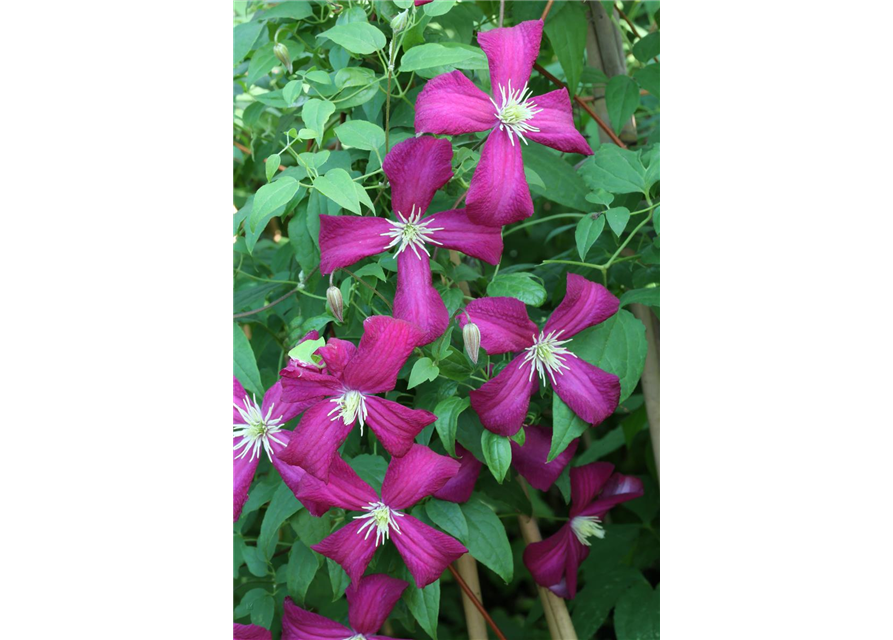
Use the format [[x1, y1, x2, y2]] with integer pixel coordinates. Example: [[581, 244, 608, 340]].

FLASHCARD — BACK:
[[390, 10, 409, 33], [463, 321, 481, 364], [273, 43, 293, 74], [327, 286, 344, 322]]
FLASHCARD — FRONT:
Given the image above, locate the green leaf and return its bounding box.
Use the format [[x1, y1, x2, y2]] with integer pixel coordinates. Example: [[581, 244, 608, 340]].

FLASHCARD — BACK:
[[326, 557, 350, 601], [251, 594, 275, 628], [575, 214, 606, 261], [431, 324, 454, 361], [510, 426, 526, 446], [288, 336, 325, 364], [481, 431, 512, 483], [569, 309, 647, 403], [265, 153, 280, 182], [606, 75, 640, 134], [523, 144, 590, 210], [544, 0, 587, 95], [575, 426, 625, 465], [549, 395, 589, 462], [635, 63, 660, 100], [401, 566, 440, 640], [614, 583, 660, 640], [233, 323, 263, 397], [304, 70, 331, 84], [606, 206, 631, 235], [263, 1, 313, 20], [247, 43, 280, 86], [619, 285, 659, 309], [460, 498, 513, 582], [487, 273, 547, 307], [313, 168, 360, 213], [286, 541, 319, 605], [241, 545, 268, 577], [250, 177, 298, 232], [433, 396, 469, 457], [581, 145, 647, 194], [259, 482, 303, 560], [573, 566, 649, 638], [348, 454, 388, 493], [335, 120, 386, 151], [425, 498, 469, 539], [319, 23, 386, 55], [586, 188, 614, 206], [302, 99, 336, 147], [581, 66, 609, 84], [234, 21, 265, 65], [399, 43, 474, 72], [524, 166, 546, 190], [633, 31, 660, 62], [283, 80, 304, 105], [423, 0, 456, 16], [351, 263, 386, 281], [654, 206, 660, 234], [240, 101, 266, 129], [408, 357, 440, 389]]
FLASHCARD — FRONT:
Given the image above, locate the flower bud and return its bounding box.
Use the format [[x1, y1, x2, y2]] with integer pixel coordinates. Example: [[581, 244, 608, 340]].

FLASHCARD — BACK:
[[463, 321, 481, 364], [327, 286, 344, 323], [390, 10, 409, 33], [273, 42, 293, 74]]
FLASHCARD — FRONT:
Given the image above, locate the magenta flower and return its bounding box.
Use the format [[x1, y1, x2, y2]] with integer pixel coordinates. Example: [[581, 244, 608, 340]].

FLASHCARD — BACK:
[[415, 20, 594, 227], [296, 445, 468, 588], [318, 136, 503, 344], [233, 623, 271, 640], [457, 273, 621, 436], [282, 574, 409, 640], [414, 0, 433, 6], [278, 316, 436, 482], [511, 424, 579, 491], [432, 443, 482, 503], [523, 462, 644, 599]]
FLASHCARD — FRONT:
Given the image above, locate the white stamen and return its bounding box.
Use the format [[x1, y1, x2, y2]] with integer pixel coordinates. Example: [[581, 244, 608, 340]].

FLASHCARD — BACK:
[[344, 635, 367, 640], [490, 78, 543, 146], [521, 330, 577, 385], [353, 501, 405, 547], [233, 394, 285, 462], [380, 203, 444, 258], [328, 390, 369, 434], [570, 515, 606, 546]]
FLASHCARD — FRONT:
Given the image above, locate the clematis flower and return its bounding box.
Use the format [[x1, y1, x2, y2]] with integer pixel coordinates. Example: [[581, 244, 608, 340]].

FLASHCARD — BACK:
[[523, 462, 644, 599], [432, 443, 482, 503], [414, 0, 433, 6], [278, 316, 436, 482], [511, 424, 578, 491], [415, 20, 594, 227], [282, 574, 409, 640], [317, 136, 503, 345], [458, 273, 621, 436], [296, 444, 468, 588], [233, 623, 271, 640]]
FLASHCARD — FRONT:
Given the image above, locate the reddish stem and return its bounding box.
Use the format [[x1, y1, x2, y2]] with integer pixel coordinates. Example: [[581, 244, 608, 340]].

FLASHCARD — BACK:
[[447, 563, 508, 640]]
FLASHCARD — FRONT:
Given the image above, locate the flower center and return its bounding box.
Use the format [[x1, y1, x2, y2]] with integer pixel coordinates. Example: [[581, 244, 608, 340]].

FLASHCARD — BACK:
[[521, 330, 577, 385], [570, 515, 606, 546], [381, 204, 444, 259], [328, 390, 368, 433], [491, 79, 543, 146], [354, 501, 405, 547], [233, 395, 285, 461], [344, 635, 367, 640]]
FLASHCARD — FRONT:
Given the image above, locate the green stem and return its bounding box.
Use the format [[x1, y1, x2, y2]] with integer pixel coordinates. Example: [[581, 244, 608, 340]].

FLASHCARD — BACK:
[[234, 270, 327, 300], [504, 213, 586, 237]]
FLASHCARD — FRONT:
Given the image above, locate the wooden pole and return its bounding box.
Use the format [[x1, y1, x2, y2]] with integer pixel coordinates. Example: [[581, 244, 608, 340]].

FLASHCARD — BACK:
[[630, 303, 660, 479], [454, 553, 490, 639]]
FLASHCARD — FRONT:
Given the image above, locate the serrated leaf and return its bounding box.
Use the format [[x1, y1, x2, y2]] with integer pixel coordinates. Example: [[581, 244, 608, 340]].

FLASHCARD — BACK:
[[606, 75, 640, 134], [425, 498, 468, 539], [606, 206, 631, 235], [313, 168, 360, 213], [265, 153, 281, 182], [319, 22, 386, 54], [335, 120, 386, 151], [433, 396, 469, 457], [408, 357, 439, 389], [487, 273, 547, 307], [481, 431, 512, 483], [286, 541, 319, 605], [259, 482, 303, 560], [569, 309, 647, 403], [250, 177, 298, 232], [460, 499, 513, 582], [544, 0, 587, 95], [233, 323, 263, 397], [575, 214, 606, 261], [549, 395, 588, 462]]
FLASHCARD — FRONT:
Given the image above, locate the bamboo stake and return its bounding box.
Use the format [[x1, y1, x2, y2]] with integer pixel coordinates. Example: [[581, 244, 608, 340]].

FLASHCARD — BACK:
[[455, 553, 489, 639], [446, 564, 508, 640], [630, 303, 660, 479]]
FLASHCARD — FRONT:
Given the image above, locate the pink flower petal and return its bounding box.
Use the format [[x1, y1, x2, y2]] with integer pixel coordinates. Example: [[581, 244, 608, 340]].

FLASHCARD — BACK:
[[425, 208, 503, 265], [233, 623, 272, 640], [392, 251, 449, 346], [391, 514, 468, 588], [415, 70, 497, 136], [381, 444, 461, 510], [278, 368, 342, 405], [262, 380, 311, 424], [383, 137, 454, 217], [577, 473, 645, 519], [312, 519, 379, 584], [294, 454, 378, 516], [544, 273, 620, 339], [477, 20, 543, 97], [282, 597, 352, 640], [343, 316, 425, 393], [433, 444, 482, 503], [458, 297, 537, 355], [233, 376, 249, 423], [552, 356, 620, 428], [276, 401, 355, 482], [522, 524, 588, 599], [233, 438, 261, 522], [466, 128, 534, 227], [511, 424, 578, 491], [318, 215, 393, 275], [414, 0, 433, 6], [469, 354, 537, 436], [526, 88, 594, 154], [346, 574, 409, 635], [316, 338, 357, 380], [365, 396, 436, 459], [569, 462, 615, 517]]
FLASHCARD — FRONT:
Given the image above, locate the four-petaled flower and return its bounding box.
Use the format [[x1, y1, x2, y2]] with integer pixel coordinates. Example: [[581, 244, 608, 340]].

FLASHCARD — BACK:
[[278, 316, 436, 482], [282, 574, 409, 640], [415, 20, 594, 227], [318, 136, 503, 345], [297, 445, 468, 588], [523, 462, 644, 599], [458, 273, 621, 436]]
